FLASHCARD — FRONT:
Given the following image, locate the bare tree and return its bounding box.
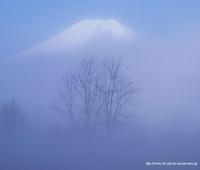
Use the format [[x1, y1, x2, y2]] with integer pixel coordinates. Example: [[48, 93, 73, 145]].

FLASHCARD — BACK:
[[99, 58, 135, 134], [73, 58, 102, 134], [57, 75, 76, 128], [56, 58, 102, 135], [56, 57, 136, 136]]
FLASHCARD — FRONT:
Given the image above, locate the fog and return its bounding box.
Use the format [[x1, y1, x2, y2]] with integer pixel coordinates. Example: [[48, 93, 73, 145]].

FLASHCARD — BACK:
[[0, 19, 199, 170]]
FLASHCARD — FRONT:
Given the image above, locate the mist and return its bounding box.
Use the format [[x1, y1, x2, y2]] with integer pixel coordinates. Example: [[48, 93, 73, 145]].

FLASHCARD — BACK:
[[0, 15, 199, 170]]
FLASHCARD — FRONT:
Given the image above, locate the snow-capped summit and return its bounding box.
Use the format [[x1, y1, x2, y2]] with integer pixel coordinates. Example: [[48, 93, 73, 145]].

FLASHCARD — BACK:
[[23, 19, 134, 56]]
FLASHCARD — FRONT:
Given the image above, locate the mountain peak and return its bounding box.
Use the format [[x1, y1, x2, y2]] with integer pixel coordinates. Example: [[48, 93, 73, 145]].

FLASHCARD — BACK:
[[23, 19, 134, 56]]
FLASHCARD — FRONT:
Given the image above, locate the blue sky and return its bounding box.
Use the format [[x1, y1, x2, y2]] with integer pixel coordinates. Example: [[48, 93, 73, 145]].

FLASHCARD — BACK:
[[1, 0, 200, 56]]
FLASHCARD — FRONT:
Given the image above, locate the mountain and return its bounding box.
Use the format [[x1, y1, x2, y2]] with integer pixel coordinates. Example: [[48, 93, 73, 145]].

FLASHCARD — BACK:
[[22, 19, 134, 56], [0, 19, 136, 125], [0, 18, 199, 139]]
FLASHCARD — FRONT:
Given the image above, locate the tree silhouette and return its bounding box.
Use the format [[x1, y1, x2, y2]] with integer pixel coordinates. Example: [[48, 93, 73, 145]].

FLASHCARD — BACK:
[[56, 57, 136, 136], [0, 99, 24, 135]]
